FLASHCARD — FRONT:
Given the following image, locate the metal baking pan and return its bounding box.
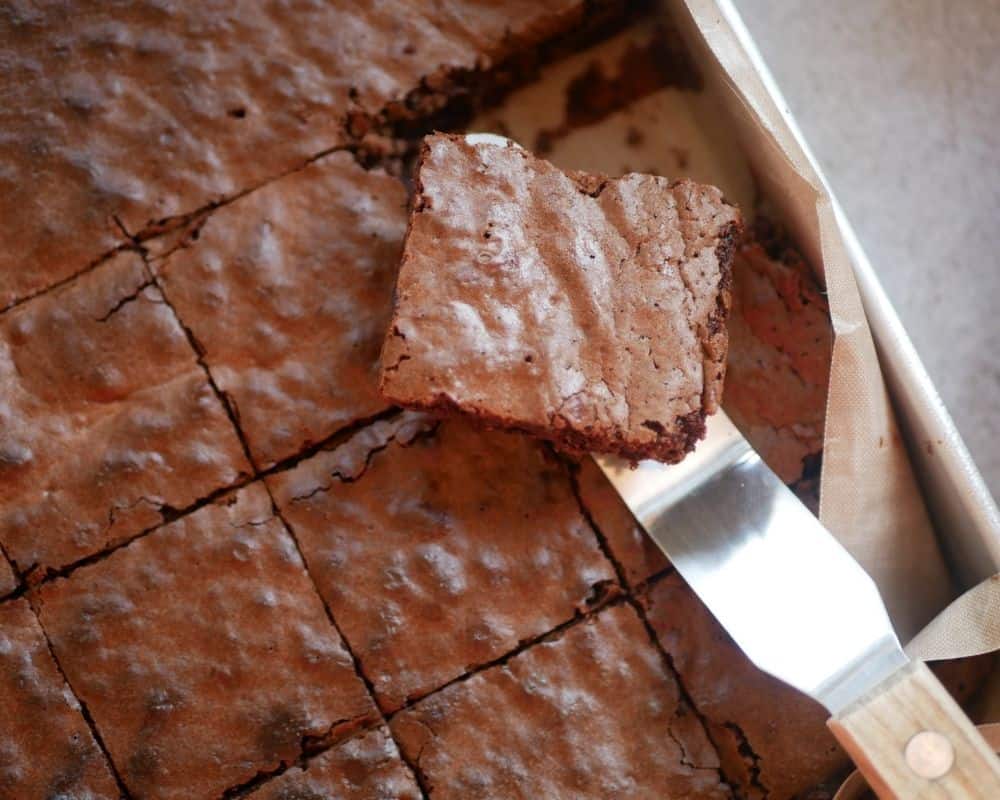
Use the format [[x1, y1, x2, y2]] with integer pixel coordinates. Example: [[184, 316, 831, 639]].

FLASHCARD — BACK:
[[703, 0, 1000, 586]]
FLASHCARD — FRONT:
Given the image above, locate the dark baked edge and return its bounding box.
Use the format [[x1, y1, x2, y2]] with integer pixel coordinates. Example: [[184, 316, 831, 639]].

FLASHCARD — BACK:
[[703, 218, 740, 411], [348, 0, 645, 143], [377, 389, 706, 464]]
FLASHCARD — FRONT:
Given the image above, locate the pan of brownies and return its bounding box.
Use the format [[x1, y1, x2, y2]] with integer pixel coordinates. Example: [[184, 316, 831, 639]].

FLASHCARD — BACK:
[[0, 3, 992, 799]]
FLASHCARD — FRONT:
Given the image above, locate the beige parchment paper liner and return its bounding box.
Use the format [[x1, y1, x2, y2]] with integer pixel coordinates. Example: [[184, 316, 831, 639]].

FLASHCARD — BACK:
[[676, 0, 1000, 654]]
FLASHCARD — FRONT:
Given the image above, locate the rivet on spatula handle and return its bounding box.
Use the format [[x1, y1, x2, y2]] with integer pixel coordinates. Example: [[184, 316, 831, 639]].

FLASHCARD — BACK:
[[905, 730, 955, 779], [828, 660, 1000, 798]]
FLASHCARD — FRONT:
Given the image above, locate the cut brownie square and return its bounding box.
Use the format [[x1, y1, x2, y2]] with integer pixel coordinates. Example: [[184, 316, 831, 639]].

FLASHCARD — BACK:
[[153, 152, 407, 468], [246, 726, 420, 800], [35, 484, 376, 800], [640, 572, 847, 799], [268, 412, 615, 712], [390, 603, 730, 799], [0, 598, 119, 799], [0, 252, 250, 577], [724, 235, 832, 487], [0, 1, 616, 309], [381, 134, 741, 463]]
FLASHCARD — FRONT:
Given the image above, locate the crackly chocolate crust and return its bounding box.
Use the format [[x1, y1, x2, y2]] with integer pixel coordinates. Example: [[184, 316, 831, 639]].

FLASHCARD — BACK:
[[245, 726, 421, 800], [152, 151, 408, 469], [381, 134, 742, 464], [0, 599, 120, 799], [390, 603, 730, 799], [0, 1, 632, 311], [0, 251, 250, 579], [268, 412, 615, 713], [35, 484, 376, 800]]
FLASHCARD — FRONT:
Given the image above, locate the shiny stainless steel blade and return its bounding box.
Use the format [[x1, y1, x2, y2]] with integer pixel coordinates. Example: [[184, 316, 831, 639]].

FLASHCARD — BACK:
[[597, 410, 907, 714]]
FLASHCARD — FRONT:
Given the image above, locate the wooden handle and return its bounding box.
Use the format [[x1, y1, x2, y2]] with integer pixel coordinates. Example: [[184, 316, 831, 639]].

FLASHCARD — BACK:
[[828, 660, 1000, 799]]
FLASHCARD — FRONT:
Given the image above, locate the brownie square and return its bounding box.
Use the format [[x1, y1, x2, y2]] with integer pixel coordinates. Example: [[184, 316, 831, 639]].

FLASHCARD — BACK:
[[640, 572, 846, 799], [268, 412, 615, 711], [153, 152, 407, 468], [0, 252, 250, 577], [35, 484, 376, 800], [390, 603, 729, 799], [0, 0, 602, 309], [0, 598, 119, 799], [246, 726, 420, 800], [725, 238, 832, 486], [381, 134, 742, 463]]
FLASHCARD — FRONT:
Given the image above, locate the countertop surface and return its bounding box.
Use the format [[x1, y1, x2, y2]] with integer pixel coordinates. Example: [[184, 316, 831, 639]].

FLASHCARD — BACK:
[[733, 0, 999, 499]]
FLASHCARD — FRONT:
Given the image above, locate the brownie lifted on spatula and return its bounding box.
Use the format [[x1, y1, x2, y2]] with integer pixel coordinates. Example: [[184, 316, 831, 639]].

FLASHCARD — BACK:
[[380, 133, 742, 463]]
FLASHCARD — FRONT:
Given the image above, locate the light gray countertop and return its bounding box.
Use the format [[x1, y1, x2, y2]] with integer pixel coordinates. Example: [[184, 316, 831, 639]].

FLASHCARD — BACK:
[[733, 0, 999, 498]]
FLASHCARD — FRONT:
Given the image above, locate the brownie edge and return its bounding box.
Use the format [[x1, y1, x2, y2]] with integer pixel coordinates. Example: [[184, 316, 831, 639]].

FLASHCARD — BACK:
[[380, 133, 742, 463]]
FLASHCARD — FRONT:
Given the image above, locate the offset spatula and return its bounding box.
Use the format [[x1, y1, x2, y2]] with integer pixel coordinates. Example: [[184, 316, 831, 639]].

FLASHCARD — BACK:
[[598, 410, 1000, 798]]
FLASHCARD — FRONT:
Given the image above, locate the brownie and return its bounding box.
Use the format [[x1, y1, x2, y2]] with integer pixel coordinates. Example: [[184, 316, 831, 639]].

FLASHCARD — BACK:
[[35, 484, 376, 800], [0, 598, 119, 799], [725, 238, 833, 486], [380, 134, 741, 463], [268, 412, 615, 712], [246, 726, 420, 800], [640, 572, 848, 799], [152, 152, 407, 468], [390, 603, 730, 799], [0, 0, 617, 310], [0, 251, 250, 578]]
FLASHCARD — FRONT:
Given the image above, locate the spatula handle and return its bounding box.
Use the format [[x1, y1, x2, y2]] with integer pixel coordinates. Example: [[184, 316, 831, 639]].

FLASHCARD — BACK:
[[828, 660, 1000, 798]]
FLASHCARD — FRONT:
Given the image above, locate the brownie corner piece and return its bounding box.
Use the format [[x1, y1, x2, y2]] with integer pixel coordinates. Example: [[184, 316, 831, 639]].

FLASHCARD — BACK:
[[380, 133, 741, 463]]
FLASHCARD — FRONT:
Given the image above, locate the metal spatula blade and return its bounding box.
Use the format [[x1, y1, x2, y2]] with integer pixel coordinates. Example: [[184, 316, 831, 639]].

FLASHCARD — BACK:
[[597, 409, 905, 713], [597, 410, 1000, 797]]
